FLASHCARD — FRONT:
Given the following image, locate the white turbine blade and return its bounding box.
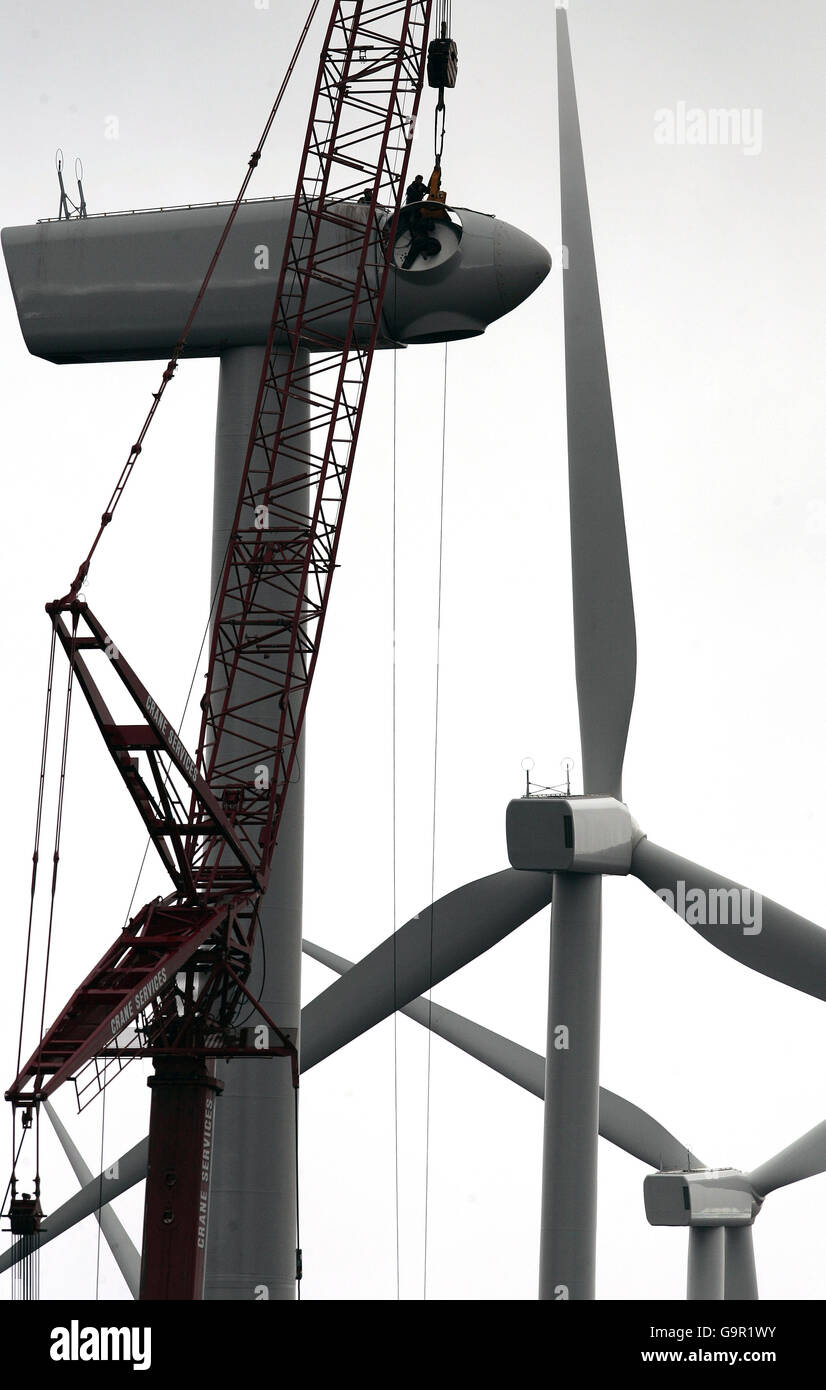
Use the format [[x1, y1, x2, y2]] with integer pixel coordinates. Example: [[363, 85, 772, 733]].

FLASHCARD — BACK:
[[303, 939, 702, 1172], [558, 8, 636, 800], [0, 1137, 148, 1277], [43, 1101, 140, 1298], [599, 1092, 703, 1175], [631, 837, 826, 1000], [748, 1118, 826, 1197], [303, 938, 544, 1091], [300, 869, 553, 1071], [724, 1226, 758, 1300]]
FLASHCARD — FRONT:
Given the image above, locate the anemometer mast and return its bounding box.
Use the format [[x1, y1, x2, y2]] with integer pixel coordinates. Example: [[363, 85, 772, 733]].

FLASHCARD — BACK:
[[7, 0, 435, 1300]]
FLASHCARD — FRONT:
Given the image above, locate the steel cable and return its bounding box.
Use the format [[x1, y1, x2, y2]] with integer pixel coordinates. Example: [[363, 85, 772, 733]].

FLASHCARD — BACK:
[[94, 1083, 107, 1300], [392, 302, 401, 1301], [423, 342, 448, 1300], [16, 627, 58, 1079], [36, 613, 79, 1082]]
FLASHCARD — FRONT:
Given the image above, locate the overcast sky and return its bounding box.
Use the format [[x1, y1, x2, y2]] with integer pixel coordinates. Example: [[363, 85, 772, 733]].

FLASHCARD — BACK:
[[2, 0, 826, 1302]]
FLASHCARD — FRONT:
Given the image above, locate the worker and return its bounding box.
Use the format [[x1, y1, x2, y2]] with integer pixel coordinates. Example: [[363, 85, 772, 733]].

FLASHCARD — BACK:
[[405, 173, 427, 204], [402, 222, 441, 270], [358, 187, 373, 203]]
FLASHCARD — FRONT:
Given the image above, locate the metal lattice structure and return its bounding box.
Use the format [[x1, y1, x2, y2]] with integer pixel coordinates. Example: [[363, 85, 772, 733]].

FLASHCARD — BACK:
[[8, 0, 432, 1114], [193, 0, 432, 881]]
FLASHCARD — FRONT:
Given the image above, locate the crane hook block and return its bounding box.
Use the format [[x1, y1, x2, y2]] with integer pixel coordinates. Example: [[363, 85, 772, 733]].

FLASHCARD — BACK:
[[427, 166, 447, 205], [427, 36, 458, 90], [9, 1194, 44, 1236]]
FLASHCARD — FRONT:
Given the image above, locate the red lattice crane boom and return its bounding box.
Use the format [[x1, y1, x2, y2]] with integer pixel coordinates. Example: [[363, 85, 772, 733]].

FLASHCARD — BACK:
[[7, 0, 434, 1299]]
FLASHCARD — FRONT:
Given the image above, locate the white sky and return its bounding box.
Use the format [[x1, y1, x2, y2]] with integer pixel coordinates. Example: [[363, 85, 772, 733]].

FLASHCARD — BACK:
[[1, 0, 826, 1301]]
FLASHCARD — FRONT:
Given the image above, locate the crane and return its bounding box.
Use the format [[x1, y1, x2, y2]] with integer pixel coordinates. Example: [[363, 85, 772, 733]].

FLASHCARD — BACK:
[[5, 0, 440, 1301]]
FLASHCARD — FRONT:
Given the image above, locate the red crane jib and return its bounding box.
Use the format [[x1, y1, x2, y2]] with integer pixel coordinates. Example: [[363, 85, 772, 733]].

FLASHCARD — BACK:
[[8, 601, 263, 1104], [8, 898, 232, 1104], [49, 601, 261, 899]]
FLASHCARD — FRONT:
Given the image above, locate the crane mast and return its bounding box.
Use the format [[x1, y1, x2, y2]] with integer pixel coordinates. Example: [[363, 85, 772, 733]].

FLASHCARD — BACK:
[[7, 0, 434, 1300]]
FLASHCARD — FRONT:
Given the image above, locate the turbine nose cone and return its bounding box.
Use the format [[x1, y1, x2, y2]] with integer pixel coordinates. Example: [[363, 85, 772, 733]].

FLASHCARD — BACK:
[[494, 220, 552, 316], [384, 207, 550, 345]]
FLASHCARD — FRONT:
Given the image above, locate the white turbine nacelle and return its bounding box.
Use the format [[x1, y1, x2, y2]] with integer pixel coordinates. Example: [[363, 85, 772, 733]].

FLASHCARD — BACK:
[[644, 1169, 759, 1228], [505, 795, 636, 875], [1, 198, 550, 364]]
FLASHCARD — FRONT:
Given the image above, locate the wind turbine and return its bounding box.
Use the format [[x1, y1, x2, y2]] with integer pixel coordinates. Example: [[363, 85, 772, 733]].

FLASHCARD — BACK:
[[644, 1120, 826, 1300], [300, 6, 826, 1299], [4, 6, 825, 1303], [503, 3, 826, 1301], [304, 944, 826, 1303]]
